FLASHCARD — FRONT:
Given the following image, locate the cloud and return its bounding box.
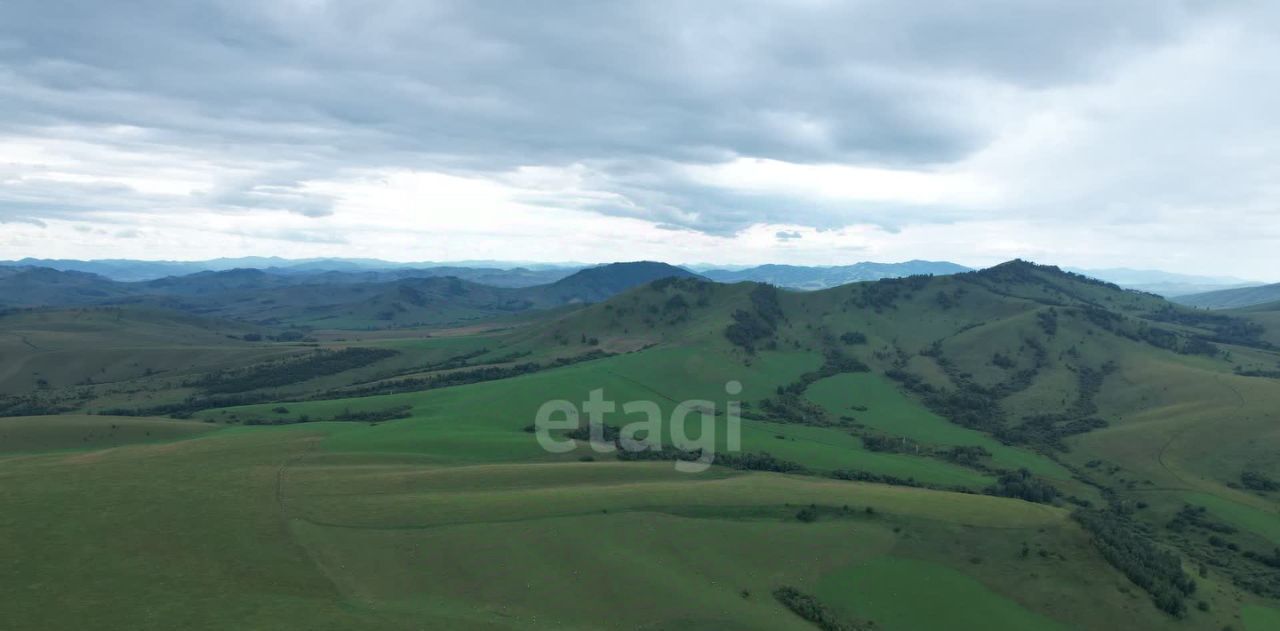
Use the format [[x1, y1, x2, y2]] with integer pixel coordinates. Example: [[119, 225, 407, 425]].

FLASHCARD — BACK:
[[0, 1, 1278, 278], [775, 230, 802, 241]]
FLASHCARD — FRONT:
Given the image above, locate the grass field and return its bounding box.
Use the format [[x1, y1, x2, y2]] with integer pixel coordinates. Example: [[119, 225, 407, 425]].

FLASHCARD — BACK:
[[1244, 605, 1280, 630], [0, 414, 218, 453], [804, 372, 1068, 477], [0, 419, 1160, 630], [204, 344, 996, 488], [815, 557, 1067, 630], [1184, 492, 1280, 545], [3, 265, 1279, 629]]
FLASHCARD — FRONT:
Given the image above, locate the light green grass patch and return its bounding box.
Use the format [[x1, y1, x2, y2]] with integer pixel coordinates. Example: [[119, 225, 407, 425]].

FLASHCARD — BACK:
[[815, 557, 1068, 631], [290, 512, 895, 630], [284, 462, 1063, 531], [0, 415, 219, 454], [739, 419, 994, 488], [1185, 492, 1280, 545], [211, 345, 997, 486], [1244, 605, 1280, 631], [805, 372, 1067, 478]]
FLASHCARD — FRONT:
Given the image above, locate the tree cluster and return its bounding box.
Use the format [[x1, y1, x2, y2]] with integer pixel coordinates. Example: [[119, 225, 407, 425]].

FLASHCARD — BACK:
[[1073, 509, 1196, 617], [194, 348, 399, 394]]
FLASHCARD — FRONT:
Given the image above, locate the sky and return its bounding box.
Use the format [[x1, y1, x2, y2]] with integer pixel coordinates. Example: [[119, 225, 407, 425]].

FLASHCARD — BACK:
[[1, 1, 1278, 280]]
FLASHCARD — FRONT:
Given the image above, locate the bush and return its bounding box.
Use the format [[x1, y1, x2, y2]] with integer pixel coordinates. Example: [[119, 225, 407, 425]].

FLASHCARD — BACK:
[[839, 331, 867, 345], [796, 505, 818, 522], [984, 469, 1060, 504], [1241, 471, 1278, 492], [1073, 509, 1196, 617], [772, 587, 865, 631], [195, 348, 399, 394], [724, 285, 784, 352]]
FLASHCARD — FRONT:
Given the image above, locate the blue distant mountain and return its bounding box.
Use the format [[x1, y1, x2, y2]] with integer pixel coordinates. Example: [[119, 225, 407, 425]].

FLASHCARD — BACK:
[[698, 260, 971, 290]]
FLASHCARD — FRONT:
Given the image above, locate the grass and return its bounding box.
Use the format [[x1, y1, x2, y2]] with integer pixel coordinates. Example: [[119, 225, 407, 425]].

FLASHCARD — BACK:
[[205, 344, 994, 488], [0, 428, 376, 630], [289, 512, 887, 629], [3, 264, 1280, 629], [283, 461, 1059, 530], [804, 372, 1067, 478], [1244, 605, 1280, 630], [1185, 492, 1280, 545], [815, 557, 1068, 631], [0, 426, 1069, 630], [736, 419, 994, 487], [0, 415, 219, 454]]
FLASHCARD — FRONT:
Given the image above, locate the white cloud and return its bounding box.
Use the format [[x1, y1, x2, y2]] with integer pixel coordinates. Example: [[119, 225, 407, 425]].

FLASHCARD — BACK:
[[1, 1, 1278, 280], [683, 157, 1002, 206]]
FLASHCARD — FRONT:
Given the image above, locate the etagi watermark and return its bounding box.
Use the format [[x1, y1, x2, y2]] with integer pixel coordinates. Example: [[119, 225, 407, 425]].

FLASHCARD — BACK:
[[534, 381, 743, 473]]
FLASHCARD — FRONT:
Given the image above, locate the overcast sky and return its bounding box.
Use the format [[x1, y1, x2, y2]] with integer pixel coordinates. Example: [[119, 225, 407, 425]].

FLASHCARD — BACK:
[[1, 1, 1278, 279]]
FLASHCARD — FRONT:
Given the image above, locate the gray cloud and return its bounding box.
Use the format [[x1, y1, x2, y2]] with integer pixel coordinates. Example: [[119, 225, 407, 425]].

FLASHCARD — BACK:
[[199, 178, 337, 218], [0, 0, 1274, 247], [1, 1, 1201, 163]]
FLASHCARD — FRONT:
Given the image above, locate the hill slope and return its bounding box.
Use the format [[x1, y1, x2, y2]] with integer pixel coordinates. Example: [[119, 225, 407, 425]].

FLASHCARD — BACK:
[[1067, 267, 1261, 296], [528, 261, 702, 303], [0, 267, 130, 307], [1174, 282, 1280, 309], [2, 260, 1278, 629]]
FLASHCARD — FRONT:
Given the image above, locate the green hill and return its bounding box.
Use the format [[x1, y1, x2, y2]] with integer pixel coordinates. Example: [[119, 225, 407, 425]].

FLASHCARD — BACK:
[[1, 260, 1278, 629], [0, 267, 129, 307]]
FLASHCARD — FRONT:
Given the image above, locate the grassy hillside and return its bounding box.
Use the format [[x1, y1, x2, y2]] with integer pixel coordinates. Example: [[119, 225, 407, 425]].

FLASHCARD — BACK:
[[1230, 301, 1280, 347], [1, 260, 1278, 629], [0, 420, 1177, 630], [0, 308, 298, 407], [0, 266, 130, 307], [1174, 282, 1280, 309]]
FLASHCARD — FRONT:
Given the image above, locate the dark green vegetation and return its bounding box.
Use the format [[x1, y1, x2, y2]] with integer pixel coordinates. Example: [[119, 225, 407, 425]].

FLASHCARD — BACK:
[[2, 260, 1279, 629]]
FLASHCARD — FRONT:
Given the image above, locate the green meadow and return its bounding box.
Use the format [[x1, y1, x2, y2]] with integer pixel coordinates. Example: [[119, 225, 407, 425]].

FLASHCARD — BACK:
[[815, 557, 1067, 631], [3, 263, 1279, 629]]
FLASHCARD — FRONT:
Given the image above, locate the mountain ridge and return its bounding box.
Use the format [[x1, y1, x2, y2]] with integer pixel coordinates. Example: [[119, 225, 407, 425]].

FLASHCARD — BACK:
[[0, 261, 700, 328], [1172, 282, 1280, 310]]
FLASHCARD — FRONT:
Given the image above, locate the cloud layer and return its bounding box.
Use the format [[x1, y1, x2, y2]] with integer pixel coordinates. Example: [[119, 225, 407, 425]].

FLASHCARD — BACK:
[[1, 1, 1278, 278]]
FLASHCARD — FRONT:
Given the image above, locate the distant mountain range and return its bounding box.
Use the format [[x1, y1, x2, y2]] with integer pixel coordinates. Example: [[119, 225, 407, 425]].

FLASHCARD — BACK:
[[0, 257, 982, 293], [3, 256, 1267, 298], [697, 260, 972, 289], [1065, 267, 1263, 297], [1170, 283, 1280, 310], [0, 261, 700, 329], [0, 257, 582, 285]]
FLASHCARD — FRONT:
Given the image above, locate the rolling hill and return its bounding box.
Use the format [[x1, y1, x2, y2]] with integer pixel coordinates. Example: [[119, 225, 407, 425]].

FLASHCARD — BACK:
[[1174, 282, 1280, 309], [0, 261, 698, 329], [0, 267, 130, 307], [1, 259, 1278, 629], [1066, 267, 1261, 297], [529, 261, 702, 302], [0, 256, 583, 284]]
